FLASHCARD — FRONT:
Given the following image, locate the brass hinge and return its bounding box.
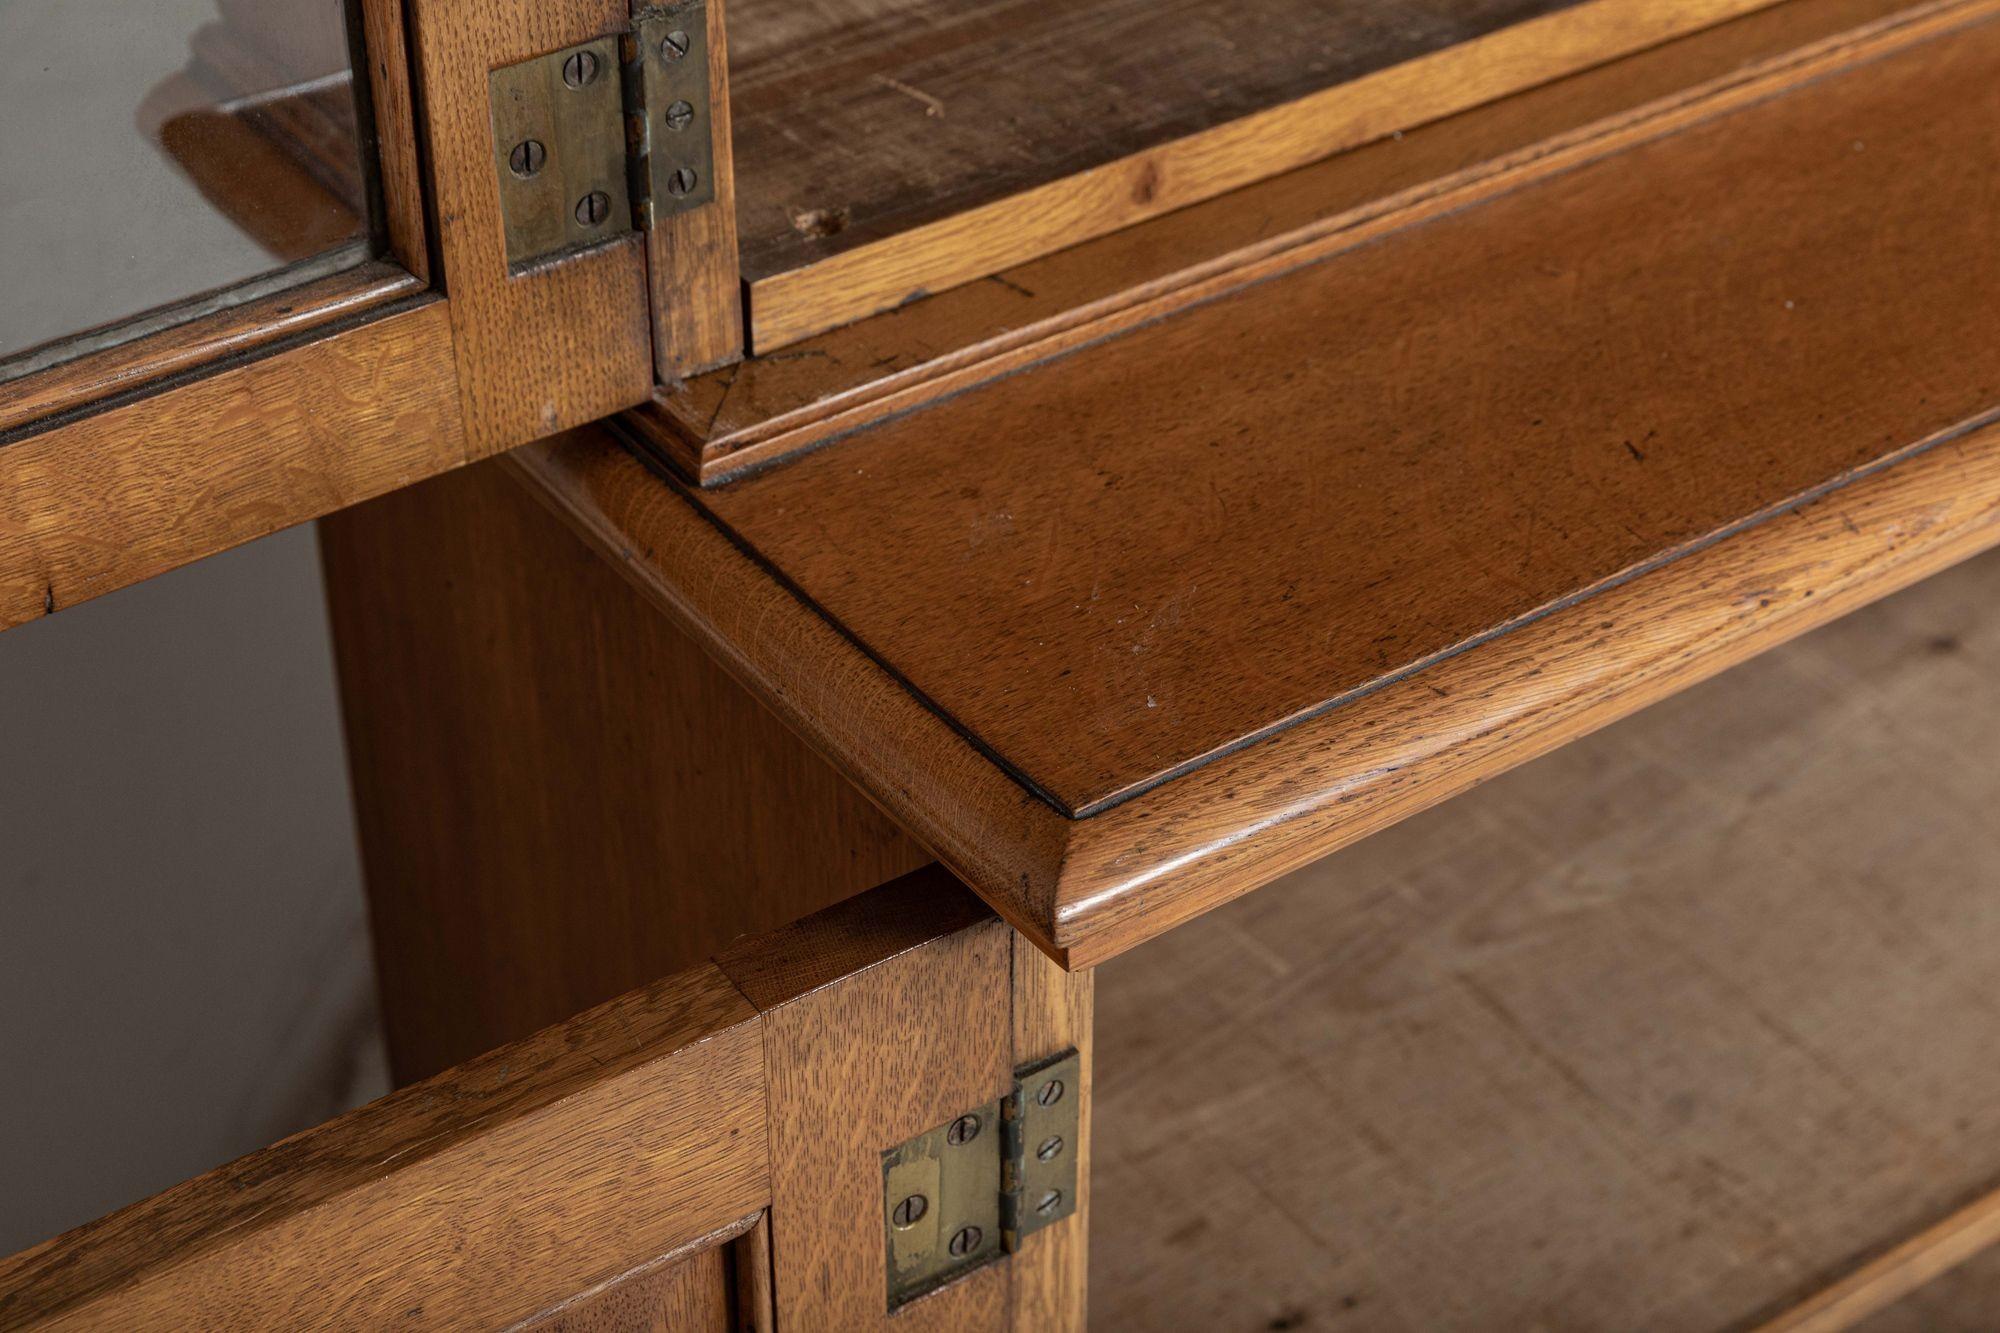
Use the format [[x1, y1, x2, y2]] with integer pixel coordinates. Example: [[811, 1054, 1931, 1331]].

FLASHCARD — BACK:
[[882, 1049, 1081, 1310], [487, 2, 715, 269]]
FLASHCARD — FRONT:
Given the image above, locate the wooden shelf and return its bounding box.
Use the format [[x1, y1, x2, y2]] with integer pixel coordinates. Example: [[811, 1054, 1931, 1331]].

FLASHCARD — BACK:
[[728, 0, 1786, 350], [1089, 545, 2000, 1329], [527, 0, 2000, 968]]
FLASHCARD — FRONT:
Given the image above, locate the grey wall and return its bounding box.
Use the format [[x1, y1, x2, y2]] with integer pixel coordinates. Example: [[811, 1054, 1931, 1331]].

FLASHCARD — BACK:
[[0, 527, 386, 1255], [1, 0, 389, 1256]]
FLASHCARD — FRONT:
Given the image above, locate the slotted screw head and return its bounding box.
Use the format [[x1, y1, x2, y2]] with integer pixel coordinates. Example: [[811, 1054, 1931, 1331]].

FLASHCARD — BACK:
[[665, 167, 698, 197], [947, 1226, 983, 1258], [561, 49, 601, 88], [575, 190, 612, 226], [946, 1114, 982, 1146], [664, 99, 695, 131], [1035, 1189, 1064, 1216], [661, 29, 691, 59], [1035, 1078, 1065, 1107], [891, 1193, 928, 1228], [508, 138, 546, 177], [1036, 1134, 1064, 1162]]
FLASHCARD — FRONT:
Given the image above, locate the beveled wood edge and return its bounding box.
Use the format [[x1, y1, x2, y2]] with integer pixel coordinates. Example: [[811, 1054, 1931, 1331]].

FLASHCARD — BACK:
[[1752, 1180, 2000, 1331], [0, 264, 422, 435], [642, 0, 746, 383], [358, 0, 431, 281], [715, 864, 994, 1010], [510, 1208, 766, 1332], [738, 0, 1787, 355], [1, 297, 468, 630], [0, 963, 765, 1329], [506, 433, 1079, 959], [516, 391, 2000, 971], [1050, 414, 2000, 965], [628, 0, 1985, 487]]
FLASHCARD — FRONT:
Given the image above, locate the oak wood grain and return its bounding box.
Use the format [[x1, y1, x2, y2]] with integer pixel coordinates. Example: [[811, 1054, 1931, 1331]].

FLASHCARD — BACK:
[[702, 4, 2000, 820], [319, 455, 929, 1082], [0, 264, 420, 435], [735, 1215, 777, 1333], [732, 0, 1785, 349], [537, 358, 2000, 970], [0, 964, 765, 1330], [643, 0, 745, 381], [635, 0, 1935, 483], [511, 3, 2000, 967], [358, 0, 431, 279], [717, 868, 1014, 1331], [518, 1235, 737, 1331], [513, 429, 1076, 952], [1, 298, 465, 631], [406, 0, 653, 453], [1010, 939, 1092, 1331]]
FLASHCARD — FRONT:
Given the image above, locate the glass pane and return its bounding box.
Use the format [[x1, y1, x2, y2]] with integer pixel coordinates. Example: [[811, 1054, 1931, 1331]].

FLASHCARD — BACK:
[[0, 0, 377, 371]]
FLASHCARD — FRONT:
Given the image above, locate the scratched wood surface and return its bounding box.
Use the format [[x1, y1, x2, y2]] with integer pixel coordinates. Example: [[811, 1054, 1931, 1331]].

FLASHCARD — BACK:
[[728, 0, 1785, 347], [729, 0, 1560, 270], [1091, 545, 2000, 1330], [702, 8, 2000, 818], [642, 0, 1926, 481]]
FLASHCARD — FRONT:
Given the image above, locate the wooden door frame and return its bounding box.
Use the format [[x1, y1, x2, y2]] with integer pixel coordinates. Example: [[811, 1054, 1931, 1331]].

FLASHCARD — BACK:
[[0, 869, 1091, 1330], [0, 0, 665, 630]]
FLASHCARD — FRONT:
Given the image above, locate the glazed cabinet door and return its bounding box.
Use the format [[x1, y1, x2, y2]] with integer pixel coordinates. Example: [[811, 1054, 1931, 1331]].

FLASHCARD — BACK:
[[0, 959, 767, 1330], [0, 0, 681, 630], [0, 871, 1090, 1330]]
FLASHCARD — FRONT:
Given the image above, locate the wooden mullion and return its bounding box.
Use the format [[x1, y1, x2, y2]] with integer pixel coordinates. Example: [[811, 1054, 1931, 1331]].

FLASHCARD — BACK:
[[717, 868, 1016, 1331], [639, 0, 745, 380], [403, 0, 653, 454], [1009, 937, 1093, 1331]]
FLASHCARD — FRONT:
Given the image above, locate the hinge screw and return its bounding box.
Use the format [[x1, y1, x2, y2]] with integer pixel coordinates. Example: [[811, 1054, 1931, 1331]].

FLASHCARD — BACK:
[[946, 1114, 982, 1146], [661, 29, 692, 60], [891, 1194, 928, 1229], [575, 191, 612, 226], [507, 138, 546, 178], [664, 99, 695, 131], [1036, 1134, 1064, 1162], [947, 1226, 983, 1258], [665, 167, 699, 197], [561, 49, 601, 88], [1034, 1189, 1064, 1217], [1035, 1078, 1065, 1107]]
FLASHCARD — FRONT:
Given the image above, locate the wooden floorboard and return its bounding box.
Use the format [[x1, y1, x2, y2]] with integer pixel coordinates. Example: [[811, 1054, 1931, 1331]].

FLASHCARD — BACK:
[[1092, 545, 2000, 1330], [1852, 1244, 2000, 1331]]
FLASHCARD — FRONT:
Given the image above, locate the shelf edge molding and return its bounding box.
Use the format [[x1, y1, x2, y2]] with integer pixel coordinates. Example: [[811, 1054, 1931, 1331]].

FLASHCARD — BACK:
[[514, 402, 2000, 970]]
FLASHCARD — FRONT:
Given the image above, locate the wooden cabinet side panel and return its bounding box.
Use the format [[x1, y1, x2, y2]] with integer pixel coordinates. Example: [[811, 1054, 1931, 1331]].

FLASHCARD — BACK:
[[518, 1232, 737, 1331], [318, 457, 930, 1082]]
